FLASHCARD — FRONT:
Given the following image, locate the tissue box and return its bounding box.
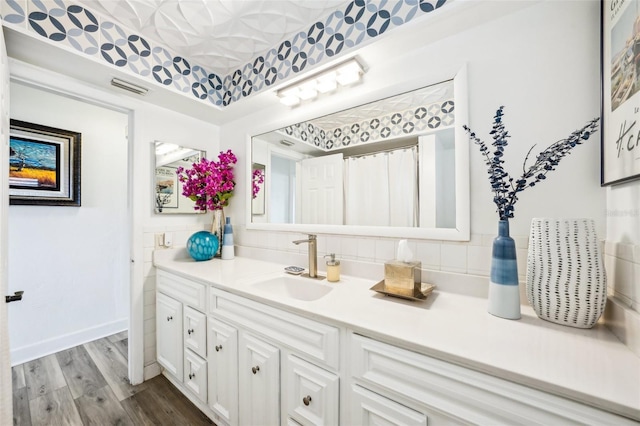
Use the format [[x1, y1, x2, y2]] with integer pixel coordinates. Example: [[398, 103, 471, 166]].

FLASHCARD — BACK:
[[384, 260, 422, 297]]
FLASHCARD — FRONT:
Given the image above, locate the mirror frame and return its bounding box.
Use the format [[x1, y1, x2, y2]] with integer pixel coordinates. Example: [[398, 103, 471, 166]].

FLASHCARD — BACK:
[[246, 65, 469, 241]]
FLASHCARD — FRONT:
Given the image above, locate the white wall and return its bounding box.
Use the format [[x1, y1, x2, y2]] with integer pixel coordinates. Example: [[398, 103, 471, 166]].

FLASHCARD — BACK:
[[222, 1, 603, 285], [8, 81, 129, 365]]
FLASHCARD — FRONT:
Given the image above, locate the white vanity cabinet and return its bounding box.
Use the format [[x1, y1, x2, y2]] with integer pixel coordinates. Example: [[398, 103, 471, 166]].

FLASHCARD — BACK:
[[348, 333, 638, 426], [208, 286, 341, 426], [156, 270, 208, 404], [154, 262, 639, 425]]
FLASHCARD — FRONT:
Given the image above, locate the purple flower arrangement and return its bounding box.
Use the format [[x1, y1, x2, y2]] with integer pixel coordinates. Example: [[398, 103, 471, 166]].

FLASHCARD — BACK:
[[464, 106, 599, 220], [176, 150, 237, 211], [252, 168, 265, 199]]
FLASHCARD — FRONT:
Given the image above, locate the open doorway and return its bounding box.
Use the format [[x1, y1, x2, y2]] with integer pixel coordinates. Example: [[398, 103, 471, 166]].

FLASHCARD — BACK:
[[6, 80, 131, 369]]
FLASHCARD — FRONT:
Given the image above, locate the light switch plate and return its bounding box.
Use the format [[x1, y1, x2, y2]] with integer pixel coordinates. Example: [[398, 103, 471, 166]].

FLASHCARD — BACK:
[[164, 232, 173, 247]]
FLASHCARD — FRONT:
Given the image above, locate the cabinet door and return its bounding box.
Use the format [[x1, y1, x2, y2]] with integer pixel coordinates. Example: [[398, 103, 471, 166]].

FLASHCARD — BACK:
[[285, 354, 339, 426], [239, 332, 280, 426], [350, 385, 427, 426], [184, 305, 207, 358], [156, 292, 183, 380], [208, 317, 239, 425], [184, 349, 208, 403]]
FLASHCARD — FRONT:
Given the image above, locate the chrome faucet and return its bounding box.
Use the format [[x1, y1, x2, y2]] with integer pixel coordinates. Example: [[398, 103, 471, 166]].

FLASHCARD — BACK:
[[292, 234, 320, 279]]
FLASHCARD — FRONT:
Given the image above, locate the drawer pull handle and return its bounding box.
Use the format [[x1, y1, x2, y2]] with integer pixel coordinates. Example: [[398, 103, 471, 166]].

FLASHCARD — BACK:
[[189, 373, 195, 379], [215, 345, 222, 352], [187, 328, 194, 335], [303, 395, 312, 406], [252, 366, 260, 375], [167, 316, 173, 321]]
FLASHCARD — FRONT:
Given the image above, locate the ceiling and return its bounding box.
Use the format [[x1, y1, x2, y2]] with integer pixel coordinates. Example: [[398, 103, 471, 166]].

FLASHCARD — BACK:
[[77, 0, 350, 78], [3, 0, 538, 124]]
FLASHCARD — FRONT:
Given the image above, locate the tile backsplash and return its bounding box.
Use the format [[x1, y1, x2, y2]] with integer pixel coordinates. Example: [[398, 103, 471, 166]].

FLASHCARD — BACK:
[[234, 227, 531, 281]]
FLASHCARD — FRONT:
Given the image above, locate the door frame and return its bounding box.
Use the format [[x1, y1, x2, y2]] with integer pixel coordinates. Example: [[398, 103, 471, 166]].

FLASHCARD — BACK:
[[6, 63, 143, 384]]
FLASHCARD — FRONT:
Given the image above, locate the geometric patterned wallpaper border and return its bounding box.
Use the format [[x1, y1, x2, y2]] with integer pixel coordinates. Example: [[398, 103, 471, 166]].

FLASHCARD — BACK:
[[280, 99, 455, 151], [1, 0, 450, 108]]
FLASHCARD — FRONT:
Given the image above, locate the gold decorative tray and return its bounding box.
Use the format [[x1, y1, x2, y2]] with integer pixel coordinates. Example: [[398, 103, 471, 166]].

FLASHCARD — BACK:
[[370, 281, 436, 301]]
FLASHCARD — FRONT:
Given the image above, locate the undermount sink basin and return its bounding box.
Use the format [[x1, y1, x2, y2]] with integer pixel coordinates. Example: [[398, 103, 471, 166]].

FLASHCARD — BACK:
[[251, 276, 333, 301]]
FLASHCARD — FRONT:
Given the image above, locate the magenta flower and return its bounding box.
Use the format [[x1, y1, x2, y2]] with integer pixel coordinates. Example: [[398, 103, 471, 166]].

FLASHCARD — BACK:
[[252, 168, 265, 199], [176, 150, 237, 211]]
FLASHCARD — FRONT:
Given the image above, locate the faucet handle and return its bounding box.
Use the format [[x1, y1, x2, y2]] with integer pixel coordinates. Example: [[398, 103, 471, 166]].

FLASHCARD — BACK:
[[308, 234, 316, 240]]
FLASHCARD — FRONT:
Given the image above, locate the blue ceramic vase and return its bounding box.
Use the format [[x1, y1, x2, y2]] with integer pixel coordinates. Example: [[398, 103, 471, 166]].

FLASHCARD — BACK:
[[187, 231, 219, 261], [488, 220, 521, 319]]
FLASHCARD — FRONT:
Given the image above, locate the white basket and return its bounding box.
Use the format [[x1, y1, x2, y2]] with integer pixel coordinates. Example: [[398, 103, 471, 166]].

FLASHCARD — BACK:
[[526, 218, 607, 329]]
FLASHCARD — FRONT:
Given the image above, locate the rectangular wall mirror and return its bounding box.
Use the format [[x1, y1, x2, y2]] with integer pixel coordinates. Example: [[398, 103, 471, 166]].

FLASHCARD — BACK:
[[154, 141, 206, 214], [248, 66, 469, 240]]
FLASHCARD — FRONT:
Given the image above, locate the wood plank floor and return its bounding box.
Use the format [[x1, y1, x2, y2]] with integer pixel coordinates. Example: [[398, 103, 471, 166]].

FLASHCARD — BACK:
[[12, 332, 214, 426]]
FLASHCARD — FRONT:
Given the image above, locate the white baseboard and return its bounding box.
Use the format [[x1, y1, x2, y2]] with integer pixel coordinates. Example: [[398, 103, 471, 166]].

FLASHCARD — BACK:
[[143, 362, 161, 381], [10, 318, 128, 366]]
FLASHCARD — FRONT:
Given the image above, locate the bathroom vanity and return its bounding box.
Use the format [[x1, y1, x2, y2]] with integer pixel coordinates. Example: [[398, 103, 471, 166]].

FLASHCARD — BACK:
[[153, 250, 640, 425]]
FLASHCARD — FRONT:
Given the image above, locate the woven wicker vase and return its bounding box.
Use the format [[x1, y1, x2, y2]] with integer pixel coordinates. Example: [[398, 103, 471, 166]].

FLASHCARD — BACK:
[[526, 218, 607, 329]]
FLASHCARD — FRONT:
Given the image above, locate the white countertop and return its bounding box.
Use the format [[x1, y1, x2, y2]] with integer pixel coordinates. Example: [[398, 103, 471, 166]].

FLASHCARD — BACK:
[[153, 250, 640, 421]]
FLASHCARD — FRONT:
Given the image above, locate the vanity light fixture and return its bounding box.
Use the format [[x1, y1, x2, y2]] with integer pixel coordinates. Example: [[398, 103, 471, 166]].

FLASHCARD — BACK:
[[280, 140, 295, 147], [110, 77, 149, 96], [277, 58, 364, 107]]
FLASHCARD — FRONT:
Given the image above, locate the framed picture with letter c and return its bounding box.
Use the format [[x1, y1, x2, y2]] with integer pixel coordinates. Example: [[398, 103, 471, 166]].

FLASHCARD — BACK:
[[9, 119, 81, 206], [601, 0, 640, 185]]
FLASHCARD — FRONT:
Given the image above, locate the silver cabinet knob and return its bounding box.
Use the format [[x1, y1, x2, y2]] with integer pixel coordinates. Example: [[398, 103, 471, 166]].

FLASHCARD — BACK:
[[303, 395, 312, 406], [187, 328, 194, 335], [252, 365, 260, 374], [215, 345, 222, 352], [167, 316, 173, 321]]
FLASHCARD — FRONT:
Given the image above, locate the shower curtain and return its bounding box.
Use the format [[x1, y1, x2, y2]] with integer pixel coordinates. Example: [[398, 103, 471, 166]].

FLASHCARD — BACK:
[[344, 146, 418, 227], [0, 26, 12, 424]]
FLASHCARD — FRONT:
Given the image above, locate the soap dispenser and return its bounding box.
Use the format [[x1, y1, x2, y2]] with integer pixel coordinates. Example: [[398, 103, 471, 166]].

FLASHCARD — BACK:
[[221, 217, 235, 260], [324, 253, 340, 282]]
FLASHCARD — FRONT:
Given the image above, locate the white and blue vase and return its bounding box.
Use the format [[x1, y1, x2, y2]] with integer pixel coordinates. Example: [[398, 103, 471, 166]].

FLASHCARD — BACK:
[[488, 220, 521, 319]]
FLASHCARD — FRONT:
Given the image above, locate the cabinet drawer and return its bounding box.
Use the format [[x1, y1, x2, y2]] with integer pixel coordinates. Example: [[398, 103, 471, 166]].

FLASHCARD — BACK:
[[184, 349, 207, 404], [210, 288, 339, 370], [184, 306, 207, 358], [157, 270, 206, 311], [351, 385, 427, 426], [351, 334, 634, 425], [285, 355, 339, 426]]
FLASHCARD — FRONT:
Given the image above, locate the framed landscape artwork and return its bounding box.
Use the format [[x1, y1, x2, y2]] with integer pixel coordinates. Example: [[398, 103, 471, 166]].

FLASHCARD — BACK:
[[601, 0, 640, 185], [9, 120, 81, 206]]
